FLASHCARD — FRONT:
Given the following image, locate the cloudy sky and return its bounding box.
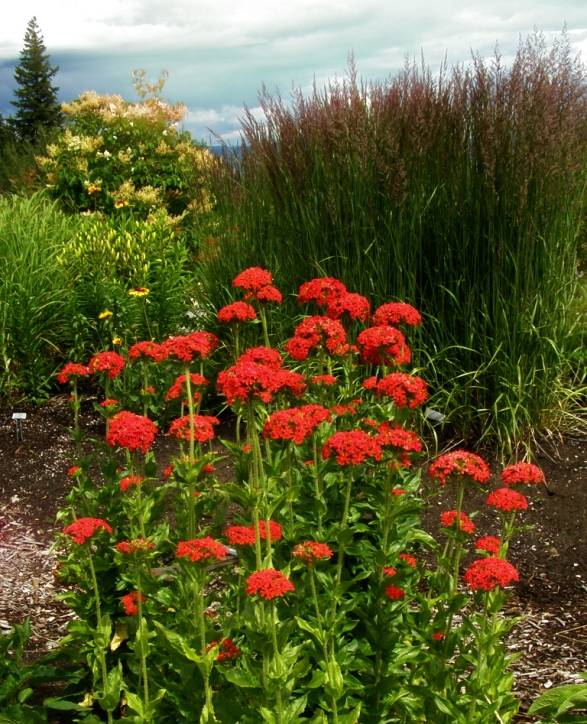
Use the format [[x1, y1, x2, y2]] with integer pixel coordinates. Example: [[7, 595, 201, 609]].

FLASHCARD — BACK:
[[1, 1, 586, 143]]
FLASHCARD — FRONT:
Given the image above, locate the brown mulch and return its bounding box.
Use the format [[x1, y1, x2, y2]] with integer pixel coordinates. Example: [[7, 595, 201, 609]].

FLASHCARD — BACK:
[[0, 395, 586, 721]]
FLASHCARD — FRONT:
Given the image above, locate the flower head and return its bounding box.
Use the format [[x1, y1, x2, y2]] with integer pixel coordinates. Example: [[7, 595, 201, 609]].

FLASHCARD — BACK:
[[168, 414, 220, 443], [372, 302, 422, 328], [298, 277, 347, 307], [293, 541, 334, 564], [217, 301, 257, 324], [63, 517, 112, 545], [263, 404, 331, 445], [245, 569, 295, 600], [501, 462, 545, 486], [475, 535, 502, 555], [88, 351, 126, 379], [285, 316, 348, 361], [232, 267, 274, 292], [384, 585, 405, 601], [121, 591, 145, 615], [399, 553, 417, 568], [322, 430, 382, 466], [56, 362, 90, 385], [207, 638, 241, 662], [310, 374, 337, 386], [463, 557, 520, 592], [129, 340, 168, 363], [368, 373, 429, 409], [225, 520, 283, 546], [356, 325, 411, 366], [247, 284, 283, 304], [163, 331, 218, 362], [325, 292, 370, 322], [428, 450, 490, 486], [486, 487, 529, 512], [67, 465, 81, 477], [106, 411, 158, 454], [119, 475, 145, 493], [383, 566, 397, 577], [176, 537, 228, 563], [128, 287, 149, 297], [115, 538, 155, 555], [165, 373, 208, 402], [440, 510, 476, 534], [376, 423, 422, 454]]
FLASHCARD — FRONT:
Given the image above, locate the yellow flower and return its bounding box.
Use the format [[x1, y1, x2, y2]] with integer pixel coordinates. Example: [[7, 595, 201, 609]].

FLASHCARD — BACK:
[[114, 199, 128, 208], [87, 183, 102, 194], [112, 337, 123, 346], [98, 310, 113, 320], [128, 287, 150, 298]]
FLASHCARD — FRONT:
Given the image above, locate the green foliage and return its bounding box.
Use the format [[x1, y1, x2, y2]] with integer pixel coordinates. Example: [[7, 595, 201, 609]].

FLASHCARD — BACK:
[[10, 17, 62, 143], [528, 674, 587, 722], [205, 32, 587, 452]]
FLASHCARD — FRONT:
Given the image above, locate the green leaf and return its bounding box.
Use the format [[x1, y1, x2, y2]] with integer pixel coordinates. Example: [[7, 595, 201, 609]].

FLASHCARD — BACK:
[[337, 704, 362, 723], [124, 691, 145, 718], [528, 682, 587, 717], [154, 622, 202, 665], [221, 666, 261, 689]]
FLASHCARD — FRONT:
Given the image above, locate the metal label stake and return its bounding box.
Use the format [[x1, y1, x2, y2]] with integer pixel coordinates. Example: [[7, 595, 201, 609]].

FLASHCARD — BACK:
[[12, 412, 27, 443]]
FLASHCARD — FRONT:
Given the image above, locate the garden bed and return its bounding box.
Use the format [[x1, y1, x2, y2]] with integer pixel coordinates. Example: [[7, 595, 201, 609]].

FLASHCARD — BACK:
[[0, 395, 585, 720]]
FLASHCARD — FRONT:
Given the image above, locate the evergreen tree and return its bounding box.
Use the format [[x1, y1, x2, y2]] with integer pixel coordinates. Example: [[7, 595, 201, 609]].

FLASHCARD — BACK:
[[10, 17, 62, 142]]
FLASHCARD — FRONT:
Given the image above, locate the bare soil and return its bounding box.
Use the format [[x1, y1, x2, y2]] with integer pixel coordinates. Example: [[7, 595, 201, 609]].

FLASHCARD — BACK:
[[0, 395, 585, 721]]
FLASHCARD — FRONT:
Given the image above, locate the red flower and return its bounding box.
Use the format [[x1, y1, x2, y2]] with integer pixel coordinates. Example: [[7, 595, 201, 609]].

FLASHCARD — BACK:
[[298, 277, 347, 307], [475, 535, 502, 555], [128, 341, 168, 363], [501, 462, 545, 486], [165, 373, 208, 401], [325, 292, 370, 322], [486, 487, 529, 512], [63, 517, 112, 545], [163, 331, 218, 362], [263, 404, 331, 444], [428, 450, 490, 486], [292, 541, 333, 564], [372, 302, 422, 328], [310, 374, 337, 386], [88, 351, 126, 379], [331, 401, 359, 417], [440, 510, 476, 534], [106, 411, 158, 454], [356, 326, 411, 366], [285, 316, 348, 361], [207, 638, 241, 662], [121, 591, 145, 616], [399, 553, 417, 568], [376, 423, 422, 453], [100, 398, 119, 408], [322, 430, 382, 466], [176, 537, 228, 563], [384, 585, 405, 601], [245, 285, 283, 304], [432, 632, 445, 641], [463, 557, 520, 592], [115, 538, 155, 555], [168, 414, 220, 443], [162, 464, 174, 479], [383, 566, 397, 577], [369, 373, 429, 409], [119, 475, 145, 493], [217, 351, 305, 405], [391, 488, 407, 496], [224, 520, 283, 546], [217, 301, 257, 324], [67, 465, 81, 477], [56, 362, 90, 384], [245, 568, 295, 600], [232, 267, 273, 292]]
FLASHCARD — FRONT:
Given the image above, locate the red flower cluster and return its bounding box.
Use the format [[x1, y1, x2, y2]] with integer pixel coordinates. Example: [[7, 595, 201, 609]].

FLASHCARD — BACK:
[[106, 411, 158, 454], [63, 517, 112, 545], [163, 331, 218, 362], [322, 430, 382, 466], [376, 423, 422, 453], [128, 341, 168, 363], [121, 591, 145, 616], [384, 585, 405, 601], [372, 302, 422, 328], [463, 557, 520, 592], [365, 372, 428, 409], [168, 414, 220, 443], [292, 541, 333, 564], [67, 465, 81, 477], [356, 325, 411, 366], [99, 399, 119, 409], [56, 362, 90, 384], [225, 520, 283, 545], [115, 538, 155, 555], [325, 292, 370, 322], [501, 462, 545, 486], [285, 316, 348, 361], [246, 285, 283, 304], [263, 404, 331, 444], [310, 374, 337, 386], [475, 535, 502, 555], [207, 638, 241, 662], [119, 475, 145, 493], [486, 487, 529, 512], [383, 566, 397, 577], [331, 401, 359, 417], [428, 450, 490, 486], [399, 553, 417, 568], [217, 301, 257, 324], [440, 510, 476, 534], [165, 373, 208, 401], [245, 568, 295, 600], [298, 277, 347, 307], [88, 351, 126, 379], [176, 537, 228, 563], [217, 348, 305, 405], [232, 267, 273, 292]]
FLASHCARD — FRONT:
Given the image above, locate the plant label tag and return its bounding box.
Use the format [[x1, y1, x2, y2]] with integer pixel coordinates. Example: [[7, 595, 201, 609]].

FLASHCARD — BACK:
[[424, 408, 446, 423], [12, 412, 27, 420]]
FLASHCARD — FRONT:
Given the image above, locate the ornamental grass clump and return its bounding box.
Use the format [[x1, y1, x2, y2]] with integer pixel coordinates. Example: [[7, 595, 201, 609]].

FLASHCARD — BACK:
[[51, 268, 548, 723]]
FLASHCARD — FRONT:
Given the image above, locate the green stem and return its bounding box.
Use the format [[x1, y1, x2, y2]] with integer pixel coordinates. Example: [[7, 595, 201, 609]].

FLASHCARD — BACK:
[[269, 601, 284, 724], [247, 405, 264, 568], [88, 554, 114, 724], [136, 577, 150, 722], [309, 569, 339, 722], [184, 366, 197, 538], [195, 572, 215, 721]]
